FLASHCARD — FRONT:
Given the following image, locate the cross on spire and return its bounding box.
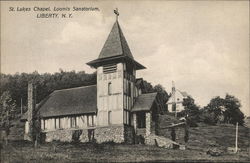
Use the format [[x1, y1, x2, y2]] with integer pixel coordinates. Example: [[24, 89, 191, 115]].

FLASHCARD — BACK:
[[114, 8, 119, 21]]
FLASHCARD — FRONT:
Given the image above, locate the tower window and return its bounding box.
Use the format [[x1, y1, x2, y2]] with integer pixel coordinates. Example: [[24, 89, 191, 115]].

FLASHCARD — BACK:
[[123, 110, 131, 125], [108, 82, 112, 95], [108, 111, 112, 125], [128, 82, 131, 97]]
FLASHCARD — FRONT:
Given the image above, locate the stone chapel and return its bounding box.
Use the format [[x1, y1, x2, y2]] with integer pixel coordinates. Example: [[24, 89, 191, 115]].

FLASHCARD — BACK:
[[22, 18, 171, 145]]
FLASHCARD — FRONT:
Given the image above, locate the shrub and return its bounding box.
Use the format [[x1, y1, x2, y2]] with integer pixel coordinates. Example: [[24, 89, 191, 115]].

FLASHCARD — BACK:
[[186, 117, 198, 127], [200, 112, 217, 125]]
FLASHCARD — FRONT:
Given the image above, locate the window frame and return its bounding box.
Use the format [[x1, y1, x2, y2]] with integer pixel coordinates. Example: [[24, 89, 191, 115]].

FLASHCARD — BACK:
[[87, 115, 94, 127], [137, 112, 146, 128], [108, 82, 112, 95], [128, 82, 131, 97], [108, 111, 112, 125], [55, 118, 59, 129], [123, 110, 131, 126], [70, 117, 77, 128]]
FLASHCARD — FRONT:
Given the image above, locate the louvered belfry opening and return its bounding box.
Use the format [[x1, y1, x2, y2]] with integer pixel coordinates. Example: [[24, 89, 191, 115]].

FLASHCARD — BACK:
[[103, 64, 117, 74]]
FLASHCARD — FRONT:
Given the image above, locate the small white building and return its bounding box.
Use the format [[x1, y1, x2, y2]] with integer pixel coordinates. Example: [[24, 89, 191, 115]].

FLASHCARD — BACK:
[[167, 84, 189, 113]]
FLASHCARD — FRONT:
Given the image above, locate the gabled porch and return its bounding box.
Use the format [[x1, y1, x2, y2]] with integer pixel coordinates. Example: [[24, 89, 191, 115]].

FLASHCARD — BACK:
[[131, 92, 160, 140]]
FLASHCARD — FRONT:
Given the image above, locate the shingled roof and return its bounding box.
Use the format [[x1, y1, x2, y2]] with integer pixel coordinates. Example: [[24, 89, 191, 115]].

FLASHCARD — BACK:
[[37, 85, 97, 118], [87, 20, 145, 70], [132, 92, 158, 112], [98, 20, 133, 59]]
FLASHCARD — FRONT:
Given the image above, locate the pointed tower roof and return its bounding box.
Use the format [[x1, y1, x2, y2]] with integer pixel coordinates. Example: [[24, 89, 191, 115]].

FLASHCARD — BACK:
[[87, 20, 145, 70], [98, 21, 134, 59]]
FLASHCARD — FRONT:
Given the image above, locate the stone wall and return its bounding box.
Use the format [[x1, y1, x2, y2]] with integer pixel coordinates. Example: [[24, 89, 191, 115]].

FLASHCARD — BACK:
[[95, 125, 124, 143], [44, 125, 135, 144], [80, 129, 92, 143], [145, 112, 151, 136], [133, 113, 137, 131], [45, 130, 74, 142], [158, 126, 186, 144], [145, 134, 175, 148], [151, 120, 155, 135], [45, 128, 105, 143], [27, 83, 36, 140], [174, 127, 185, 144], [124, 125, 135, 144], [133, 112, 155, 144]]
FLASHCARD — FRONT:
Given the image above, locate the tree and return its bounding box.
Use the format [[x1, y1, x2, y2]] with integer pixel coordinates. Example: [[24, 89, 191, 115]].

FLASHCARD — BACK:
[[182, 96, 200, 117], [204, 96, 225, 124], [0, 91, 17, 144], [202, 94, 245, 126], [199, 109, 217, 125], [142, 80, 154, 93], [0, 70, 97, 112], [181, 96, 200, 127], [153, 84, 169, 113], [223, 94, 244, 125], [153, 84, 169, 104]]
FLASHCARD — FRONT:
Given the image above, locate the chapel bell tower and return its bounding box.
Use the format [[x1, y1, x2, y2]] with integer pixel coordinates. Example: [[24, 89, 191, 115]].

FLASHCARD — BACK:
[[87, 14, 145, 127]]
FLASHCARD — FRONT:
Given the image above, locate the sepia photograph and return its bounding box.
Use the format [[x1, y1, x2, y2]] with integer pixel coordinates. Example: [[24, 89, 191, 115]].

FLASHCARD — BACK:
[[0, 1, 249, 162]]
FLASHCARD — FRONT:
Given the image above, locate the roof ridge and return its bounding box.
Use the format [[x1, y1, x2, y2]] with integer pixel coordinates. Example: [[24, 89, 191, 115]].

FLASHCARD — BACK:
[[54, 84, 96, 92], [116, 21, 124, 57], [118, 21, 134, 59]]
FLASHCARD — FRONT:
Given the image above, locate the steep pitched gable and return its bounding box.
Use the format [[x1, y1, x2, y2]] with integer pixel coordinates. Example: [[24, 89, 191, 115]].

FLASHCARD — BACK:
[[87, 20, 145, 70], [98, 21, 134, 59]]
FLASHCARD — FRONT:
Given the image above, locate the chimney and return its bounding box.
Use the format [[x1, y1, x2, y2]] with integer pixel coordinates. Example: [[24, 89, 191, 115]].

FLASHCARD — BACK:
[[27, 82, 36, 140]]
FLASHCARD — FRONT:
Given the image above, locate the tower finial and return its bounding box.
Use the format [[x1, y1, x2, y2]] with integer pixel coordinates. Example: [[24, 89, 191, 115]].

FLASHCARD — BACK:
[[172, 80, 175, 91], [114, 8, 119, 21]]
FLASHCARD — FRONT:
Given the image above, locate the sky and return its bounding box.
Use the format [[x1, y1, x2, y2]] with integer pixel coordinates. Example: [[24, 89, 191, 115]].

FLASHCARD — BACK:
[[1, 1, 249, 116]]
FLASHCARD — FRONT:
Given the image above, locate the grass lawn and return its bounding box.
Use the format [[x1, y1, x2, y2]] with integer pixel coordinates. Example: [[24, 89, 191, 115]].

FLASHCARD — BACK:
[[1, 124, 249, 162]]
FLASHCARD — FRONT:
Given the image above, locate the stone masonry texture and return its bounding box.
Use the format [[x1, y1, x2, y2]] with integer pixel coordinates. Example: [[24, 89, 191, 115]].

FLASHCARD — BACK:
[[27, 83, 36, 141], [94, 125, 124, 143], [44, 125, 135, 143], [124, 125, 135, 144], [45, 130, 74, 142]]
